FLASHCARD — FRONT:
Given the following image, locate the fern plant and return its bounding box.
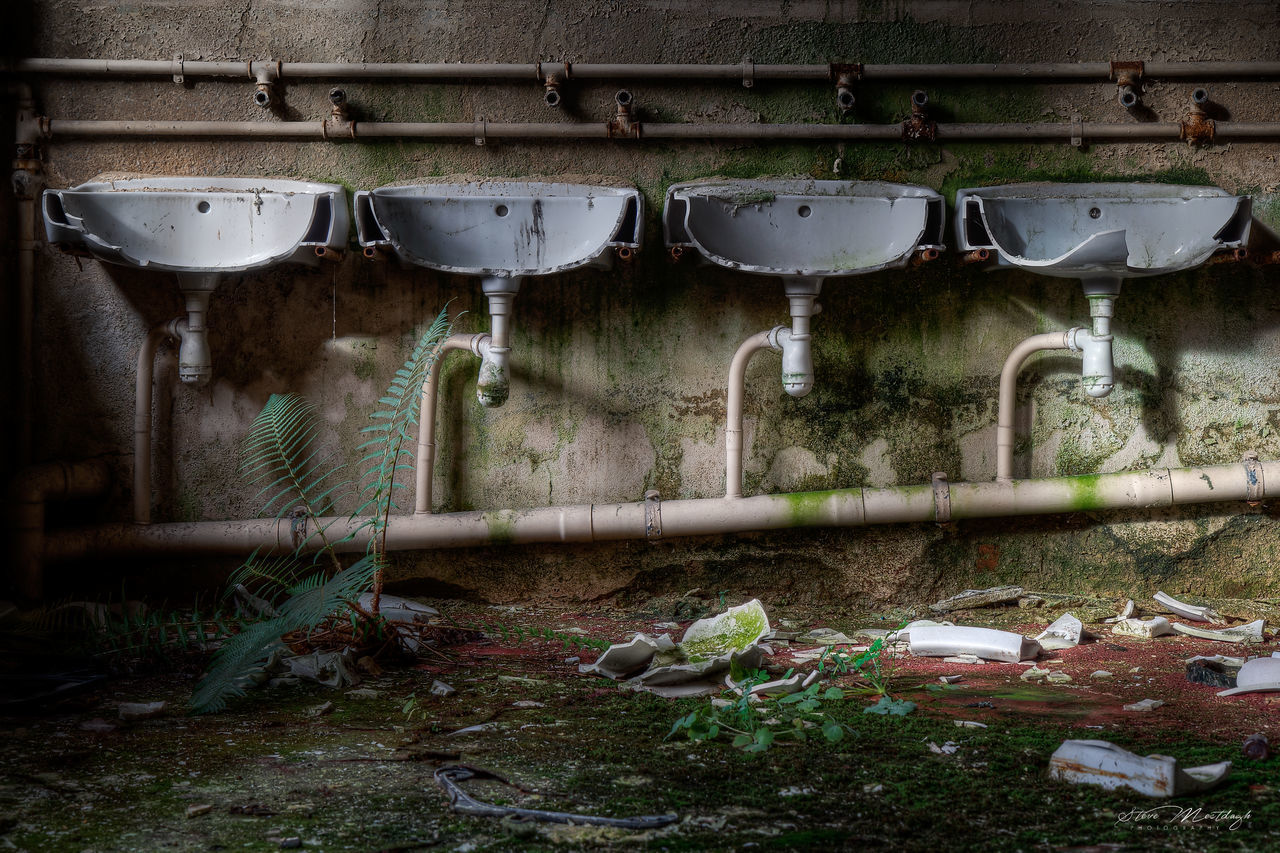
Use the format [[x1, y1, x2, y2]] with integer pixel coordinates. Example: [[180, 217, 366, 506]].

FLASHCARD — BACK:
[[190, 308, 452, 713]]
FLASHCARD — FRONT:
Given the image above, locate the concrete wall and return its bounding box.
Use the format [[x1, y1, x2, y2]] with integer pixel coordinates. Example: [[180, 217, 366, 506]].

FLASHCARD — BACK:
[[12, 0, 1280, 603]]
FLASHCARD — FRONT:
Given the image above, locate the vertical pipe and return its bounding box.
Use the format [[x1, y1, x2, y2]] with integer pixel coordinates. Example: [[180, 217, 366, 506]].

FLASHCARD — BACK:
[[415, 333, 486, 515], [725, 329, 783, 499], [134, 323, 176, 524]]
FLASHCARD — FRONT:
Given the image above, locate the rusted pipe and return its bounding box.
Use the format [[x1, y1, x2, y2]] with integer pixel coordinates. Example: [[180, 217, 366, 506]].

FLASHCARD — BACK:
[[17, 58, 1280, 81], [961, 248, 991, 265], [11, 82, 42, 468], [43, 118, 1280, 142], [11, 460, 111, 600]]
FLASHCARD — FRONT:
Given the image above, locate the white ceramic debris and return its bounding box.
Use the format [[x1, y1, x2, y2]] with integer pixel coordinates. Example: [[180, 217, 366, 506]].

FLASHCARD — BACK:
[[1103, 599, 1136, 623], [1218, 655, 1280, 697], [1154, 591, 1220, 623], [1049, 740, 1232, 797], [1123, 699, 1165, 712], [885, 619, 951, 643], [582, 600, 770, 695], [1172, 619, 1265, 644], [1112, 616, 1174, 639], [1035, 612, 1084, 651], [909, 625, 1041, 663]]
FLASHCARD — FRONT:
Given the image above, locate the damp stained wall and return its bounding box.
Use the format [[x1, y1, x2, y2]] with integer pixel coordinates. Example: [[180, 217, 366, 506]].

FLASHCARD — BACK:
[[12, 0, 1280, 604]]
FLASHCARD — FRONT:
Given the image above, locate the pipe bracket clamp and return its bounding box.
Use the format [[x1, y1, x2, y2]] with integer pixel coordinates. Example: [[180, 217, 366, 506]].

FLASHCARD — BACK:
[[644, 489, 663, 540], [932, 471, 951, 525], [1243, 451, 1264, 503], [741, 56, 754, 89], [172, 54, 185, 84], [474, 115, 487, 146], [288, 506, 308, 550], [1070, 114, 1083, 148]]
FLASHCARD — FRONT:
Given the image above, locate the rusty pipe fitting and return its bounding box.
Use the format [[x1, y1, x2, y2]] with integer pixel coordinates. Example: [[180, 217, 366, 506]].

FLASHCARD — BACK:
[[1206, 247, 1249, 265], [835, 71, 858, 115], [314, 246, 344, 262], [902, 90, 935, 140], [615, 246, 634, 262], [329, 88, 350, 121], [251, 61, 280, 109], [669, 245, 686, 263], [1110, 61, 1144, 111], [608, 89, 640, 138], [911, 247, 941, 267], [543, 70, 566, 109], [363, 246, 386, 262], [961, 248, 991, 265]]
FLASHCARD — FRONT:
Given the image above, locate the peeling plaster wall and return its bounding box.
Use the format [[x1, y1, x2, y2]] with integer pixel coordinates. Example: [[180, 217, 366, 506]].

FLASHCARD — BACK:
[[13, 0, 1280, 603]]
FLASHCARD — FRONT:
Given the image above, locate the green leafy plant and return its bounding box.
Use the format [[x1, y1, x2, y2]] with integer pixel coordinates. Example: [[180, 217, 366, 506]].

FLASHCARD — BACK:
[[666, 671, 848, 753], [190, 309, 452, 713]]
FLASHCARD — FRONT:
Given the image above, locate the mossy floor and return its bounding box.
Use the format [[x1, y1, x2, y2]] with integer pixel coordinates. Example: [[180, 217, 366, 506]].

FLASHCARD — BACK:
[[3, 597, 1279, 852]]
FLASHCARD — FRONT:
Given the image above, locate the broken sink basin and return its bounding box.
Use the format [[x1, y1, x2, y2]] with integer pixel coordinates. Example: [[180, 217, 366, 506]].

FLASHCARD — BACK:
[[353, 181, 642, 276], [955, 183, 1251, 280], [663, 179, 944, 277], [1050, 739, 1231, 797], [43, 176, 349, 272]]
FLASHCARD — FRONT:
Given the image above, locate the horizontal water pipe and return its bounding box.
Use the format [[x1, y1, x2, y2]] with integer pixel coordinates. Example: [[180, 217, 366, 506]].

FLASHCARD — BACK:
[[35, 119, 1280, 142], [37, 459, 1277, 568], [416, 333, 489, 515], [14, 58, 1280, 81]]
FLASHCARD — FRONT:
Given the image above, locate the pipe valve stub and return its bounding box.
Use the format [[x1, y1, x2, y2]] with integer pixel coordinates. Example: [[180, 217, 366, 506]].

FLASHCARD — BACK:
[[1110, 60, 1144, 110]]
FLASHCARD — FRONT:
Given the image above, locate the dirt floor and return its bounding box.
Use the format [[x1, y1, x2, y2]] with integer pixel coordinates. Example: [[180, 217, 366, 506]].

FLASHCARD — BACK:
[[2, 593, 1279, 852]]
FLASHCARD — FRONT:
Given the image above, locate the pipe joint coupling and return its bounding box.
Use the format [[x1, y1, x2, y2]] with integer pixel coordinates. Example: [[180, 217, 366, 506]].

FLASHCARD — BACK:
[[768, 325, 814, 398]]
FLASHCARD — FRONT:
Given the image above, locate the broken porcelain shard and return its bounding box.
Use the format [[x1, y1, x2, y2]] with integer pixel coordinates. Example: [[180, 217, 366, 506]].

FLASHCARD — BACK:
[[930, 586, 1023, 613], [1035, 612, 1084, 651], [1217, 654, 1280, 697], [885, 619, 951, 644], [1103, 599, 1136, 623], [1172, 619, 1265, 644], [1123, 698, 1165, 712], [909, 625, 1041, 663], [581, 599, 769, 696], [1153, 590, 1220, 623], [1049, 739, 1232, 797], [726, 669, 819, 700], [1111, 616, 1175, 639]]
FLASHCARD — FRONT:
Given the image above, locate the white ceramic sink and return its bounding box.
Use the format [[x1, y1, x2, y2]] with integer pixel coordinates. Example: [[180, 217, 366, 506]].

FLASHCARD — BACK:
[[353, 181, 642, 276], [354, 181, 642, 408], [42, 176, 349, 386], [43, 176, 350, 272], [955, 182, 1251, 280], [663, 179, 944, 277]]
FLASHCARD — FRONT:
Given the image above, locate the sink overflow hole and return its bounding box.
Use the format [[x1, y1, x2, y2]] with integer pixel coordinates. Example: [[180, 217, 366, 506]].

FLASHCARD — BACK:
[[196, 201, 211, 214], [797, 205, 812, 218], [1089, 207, 1102, 219], [494, 204, 509, 217]]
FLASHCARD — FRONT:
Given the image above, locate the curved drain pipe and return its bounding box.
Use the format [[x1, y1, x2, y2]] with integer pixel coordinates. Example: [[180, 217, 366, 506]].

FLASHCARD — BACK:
[[416, 333, 489, 515], [37, 457, 1275, 565]]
